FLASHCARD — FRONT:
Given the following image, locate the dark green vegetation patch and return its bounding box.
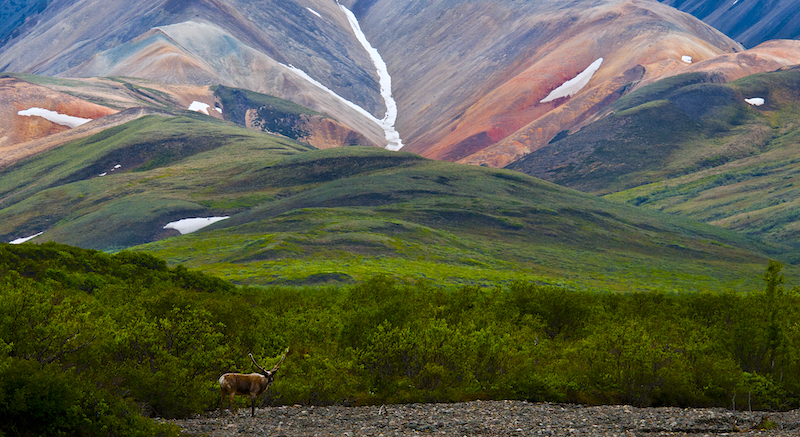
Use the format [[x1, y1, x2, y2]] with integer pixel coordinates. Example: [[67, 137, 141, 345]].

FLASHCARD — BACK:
[[213, 85, 320, 140]]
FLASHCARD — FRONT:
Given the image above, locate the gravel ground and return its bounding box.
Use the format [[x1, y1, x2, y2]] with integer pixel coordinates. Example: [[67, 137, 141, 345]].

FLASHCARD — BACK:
[[167, 401, 800, 436]]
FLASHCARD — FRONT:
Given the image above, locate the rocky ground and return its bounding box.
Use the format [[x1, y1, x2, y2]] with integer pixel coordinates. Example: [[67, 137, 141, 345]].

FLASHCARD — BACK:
[[167, 401, 800, 436]]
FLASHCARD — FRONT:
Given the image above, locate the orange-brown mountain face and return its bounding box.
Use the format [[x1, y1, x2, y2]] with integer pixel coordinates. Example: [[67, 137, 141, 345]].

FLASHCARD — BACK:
[[0, 77, 118, 150], [347, 0, 745, 167], [642, 40, 800, 86], [466, 39, 800, 169], [1, 0, 798, 169]]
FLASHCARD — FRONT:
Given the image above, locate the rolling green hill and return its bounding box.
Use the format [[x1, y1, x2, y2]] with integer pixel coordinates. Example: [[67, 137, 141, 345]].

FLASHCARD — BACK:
[[510, 67, 800, 262], [0, 112, 783, 291], [0, 114, 313, 249]]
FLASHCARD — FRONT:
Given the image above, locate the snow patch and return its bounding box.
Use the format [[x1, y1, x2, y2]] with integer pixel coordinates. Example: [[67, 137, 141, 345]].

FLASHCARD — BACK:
[[114, 164, 122, 169], [745, 97, 765, 106], [17, 107, 92, 128], [307, 7, 322, 18], [682, 55, 693, 64], [214, 107, 222, 113], [338, 3, 403, 151], [188, 101, 211, 115], [163, 216, 230, 235], [9, 232, 43, 244], [99, 172, 107, 176], [541, 58, 604, 103]]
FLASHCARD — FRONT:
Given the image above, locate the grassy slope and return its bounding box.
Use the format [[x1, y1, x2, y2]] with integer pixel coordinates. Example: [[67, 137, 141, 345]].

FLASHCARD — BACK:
[[600, 68, 800, 260], [130, 148, 778, 292], [0, 114, 313, 250], [507, 67, 800, 260], [508, 71, 773, 194], [0, 110, 782, 292]]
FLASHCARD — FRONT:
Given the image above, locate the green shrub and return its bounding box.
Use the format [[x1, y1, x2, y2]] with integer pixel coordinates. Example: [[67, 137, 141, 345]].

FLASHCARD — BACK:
[[0, 359, 179, 437]]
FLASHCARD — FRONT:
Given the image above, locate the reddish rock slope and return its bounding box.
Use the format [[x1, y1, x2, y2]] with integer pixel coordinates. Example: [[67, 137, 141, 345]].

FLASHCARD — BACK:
[[463, 39, 800, 168], [0, 77, 118, 150]]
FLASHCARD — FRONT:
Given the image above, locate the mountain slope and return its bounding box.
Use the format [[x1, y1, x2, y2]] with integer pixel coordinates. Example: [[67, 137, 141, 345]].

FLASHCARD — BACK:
[[0, 0, 764, 162], [0, 76, 119, 151], [212, 85, 377, 148], [0, 114, 314, 249], [509, 66, 800, 260], [0, 112, 782, 291], [659, 0, 800, 48], [347, 0, 743, 163], [0, 0, 388, 147], [0, 73, 379, 167], [3, 0, 798, 167]]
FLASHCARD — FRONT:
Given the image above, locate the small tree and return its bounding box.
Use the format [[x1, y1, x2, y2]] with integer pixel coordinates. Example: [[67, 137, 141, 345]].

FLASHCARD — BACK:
[[764, 260, 785, 375]]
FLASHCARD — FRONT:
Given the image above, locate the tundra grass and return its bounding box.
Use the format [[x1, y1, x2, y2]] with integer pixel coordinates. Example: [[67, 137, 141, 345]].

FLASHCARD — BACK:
[[511, 67, 800, 262], [606, 101, 800, 259], [0, 115, 784, 290], [138, 227, 767, 292], [134, 203, 772, 293]]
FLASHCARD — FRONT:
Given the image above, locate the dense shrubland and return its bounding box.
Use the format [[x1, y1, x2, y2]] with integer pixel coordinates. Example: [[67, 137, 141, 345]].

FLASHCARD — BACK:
[[1, 242, 799, 436]]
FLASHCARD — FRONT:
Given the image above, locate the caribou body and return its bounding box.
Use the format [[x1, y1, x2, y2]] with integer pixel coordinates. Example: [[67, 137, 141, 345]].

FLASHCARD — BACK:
[[219, 349, 288, 416]]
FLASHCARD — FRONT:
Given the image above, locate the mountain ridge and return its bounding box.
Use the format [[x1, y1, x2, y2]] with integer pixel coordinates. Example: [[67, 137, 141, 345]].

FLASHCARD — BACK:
[[659, 0, 800, 48], [0, 0, 767, 161]]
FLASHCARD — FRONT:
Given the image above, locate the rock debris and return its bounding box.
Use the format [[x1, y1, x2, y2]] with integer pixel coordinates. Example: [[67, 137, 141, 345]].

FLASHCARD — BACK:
[[168, 400, 800, 436]]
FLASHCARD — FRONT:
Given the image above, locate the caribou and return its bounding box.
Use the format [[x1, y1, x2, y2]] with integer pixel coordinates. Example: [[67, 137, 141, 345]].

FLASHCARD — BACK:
[[219, 348, 288, 416]]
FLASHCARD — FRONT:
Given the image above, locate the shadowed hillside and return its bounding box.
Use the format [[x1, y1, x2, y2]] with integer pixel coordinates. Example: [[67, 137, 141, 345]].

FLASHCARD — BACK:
[[510, 66, 800, 262], [659, 0, 800, 48]]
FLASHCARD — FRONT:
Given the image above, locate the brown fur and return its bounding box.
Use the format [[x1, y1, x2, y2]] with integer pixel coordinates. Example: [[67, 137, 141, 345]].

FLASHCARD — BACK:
[[218, 372, 273, 416], [218, 349, 287, 416]]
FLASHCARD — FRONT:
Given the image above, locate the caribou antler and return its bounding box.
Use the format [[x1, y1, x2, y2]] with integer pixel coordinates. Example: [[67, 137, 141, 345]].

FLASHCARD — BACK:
[[249, 353, 268, 374], [270, 347, 289, 373], [248, 347, 289, 375]]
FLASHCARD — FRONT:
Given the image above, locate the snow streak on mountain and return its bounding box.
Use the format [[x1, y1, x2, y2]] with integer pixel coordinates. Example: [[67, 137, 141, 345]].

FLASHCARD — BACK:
[[338, 2, 404, 151]]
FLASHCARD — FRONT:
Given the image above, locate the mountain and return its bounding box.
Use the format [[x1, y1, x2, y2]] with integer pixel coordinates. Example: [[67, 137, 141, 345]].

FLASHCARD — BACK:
[[0, 72, 377, 171], [1, 0, 779, 160], [0, 0, 388, 146], [347, 0, 749, 163], [659, 0, 800, 48], [3, 0, 798, 166]]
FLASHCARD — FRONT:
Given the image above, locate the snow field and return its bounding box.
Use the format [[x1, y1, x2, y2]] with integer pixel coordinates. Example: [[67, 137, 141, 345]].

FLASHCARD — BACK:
[[163, 217, 230, 234], [188, 101, 221, 114], [17, 107, 93, 128], [541, 58, 604, 103], [9, 231, 44, 244]]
